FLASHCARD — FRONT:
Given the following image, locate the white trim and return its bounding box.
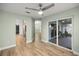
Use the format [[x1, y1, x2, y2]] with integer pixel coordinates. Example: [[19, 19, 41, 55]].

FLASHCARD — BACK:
[[56, 20, 58, 45], [48, 17, 73, 50], [42, 39, 48, 43], [71, 15, 74, 51], [73, 51, 79, 56], [57, 17, 73, 48], [0, 44, 16, 51], [27, 40, 33, 43]]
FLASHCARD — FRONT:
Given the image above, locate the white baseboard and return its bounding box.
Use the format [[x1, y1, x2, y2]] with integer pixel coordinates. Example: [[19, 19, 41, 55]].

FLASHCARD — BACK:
[[73, 51, 79, 56], [0, 44, 16, 51], [27, 40, 33, 43], [41, 40, 48, 43]]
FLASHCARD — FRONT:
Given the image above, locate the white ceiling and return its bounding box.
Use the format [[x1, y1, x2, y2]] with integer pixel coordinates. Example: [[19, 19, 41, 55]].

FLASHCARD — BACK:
[[0, 3, 79, 19]]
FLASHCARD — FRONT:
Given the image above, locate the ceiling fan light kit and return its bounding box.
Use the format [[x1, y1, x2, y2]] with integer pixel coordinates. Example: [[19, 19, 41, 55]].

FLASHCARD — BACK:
[[38, 10, 43, 15], [25, 3, 55, 16]]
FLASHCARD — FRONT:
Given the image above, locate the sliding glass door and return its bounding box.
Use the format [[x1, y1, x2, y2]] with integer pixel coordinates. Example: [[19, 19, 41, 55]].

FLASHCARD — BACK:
[[58, 18, 72, 49], [48, 18, 72, 49]]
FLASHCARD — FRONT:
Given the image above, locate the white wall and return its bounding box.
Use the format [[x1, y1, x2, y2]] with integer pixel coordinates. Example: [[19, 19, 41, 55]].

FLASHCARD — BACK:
[[0, 10, 16, 49], [41, 6, 79, 53], [0, 10, 33, 49], [31, 19, 35, 40]]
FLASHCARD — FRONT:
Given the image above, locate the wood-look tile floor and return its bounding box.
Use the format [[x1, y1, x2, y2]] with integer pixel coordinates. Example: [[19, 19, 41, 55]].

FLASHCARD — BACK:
[[0, 33, 77, 56]]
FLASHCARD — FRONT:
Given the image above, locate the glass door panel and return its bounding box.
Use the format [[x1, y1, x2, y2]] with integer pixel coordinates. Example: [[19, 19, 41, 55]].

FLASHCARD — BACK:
[[49, 21, 57, 44], [58, 18, 72, 49]]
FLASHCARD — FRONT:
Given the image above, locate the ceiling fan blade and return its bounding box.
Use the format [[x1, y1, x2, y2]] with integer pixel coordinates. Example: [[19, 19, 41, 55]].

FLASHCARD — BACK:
[[42, 3, 55, 11], [25, 7, 39, 11], [26, 11, 30, 14]]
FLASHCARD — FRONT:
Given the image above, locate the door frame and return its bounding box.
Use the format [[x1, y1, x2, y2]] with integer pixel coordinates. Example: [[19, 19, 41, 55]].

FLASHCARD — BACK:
[[48, 16, 73, 51], [48, 20, 57, 44]]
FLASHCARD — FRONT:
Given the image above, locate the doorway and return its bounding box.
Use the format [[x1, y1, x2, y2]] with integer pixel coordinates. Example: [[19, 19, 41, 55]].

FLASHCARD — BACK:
[[35, 20, 41, 42], [16, 25, 19, 34], [16, 20, 27, 47]]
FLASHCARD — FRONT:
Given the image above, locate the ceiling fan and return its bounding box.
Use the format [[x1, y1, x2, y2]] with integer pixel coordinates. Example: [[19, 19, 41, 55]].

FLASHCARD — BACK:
[[25, 3, 55, 15]]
